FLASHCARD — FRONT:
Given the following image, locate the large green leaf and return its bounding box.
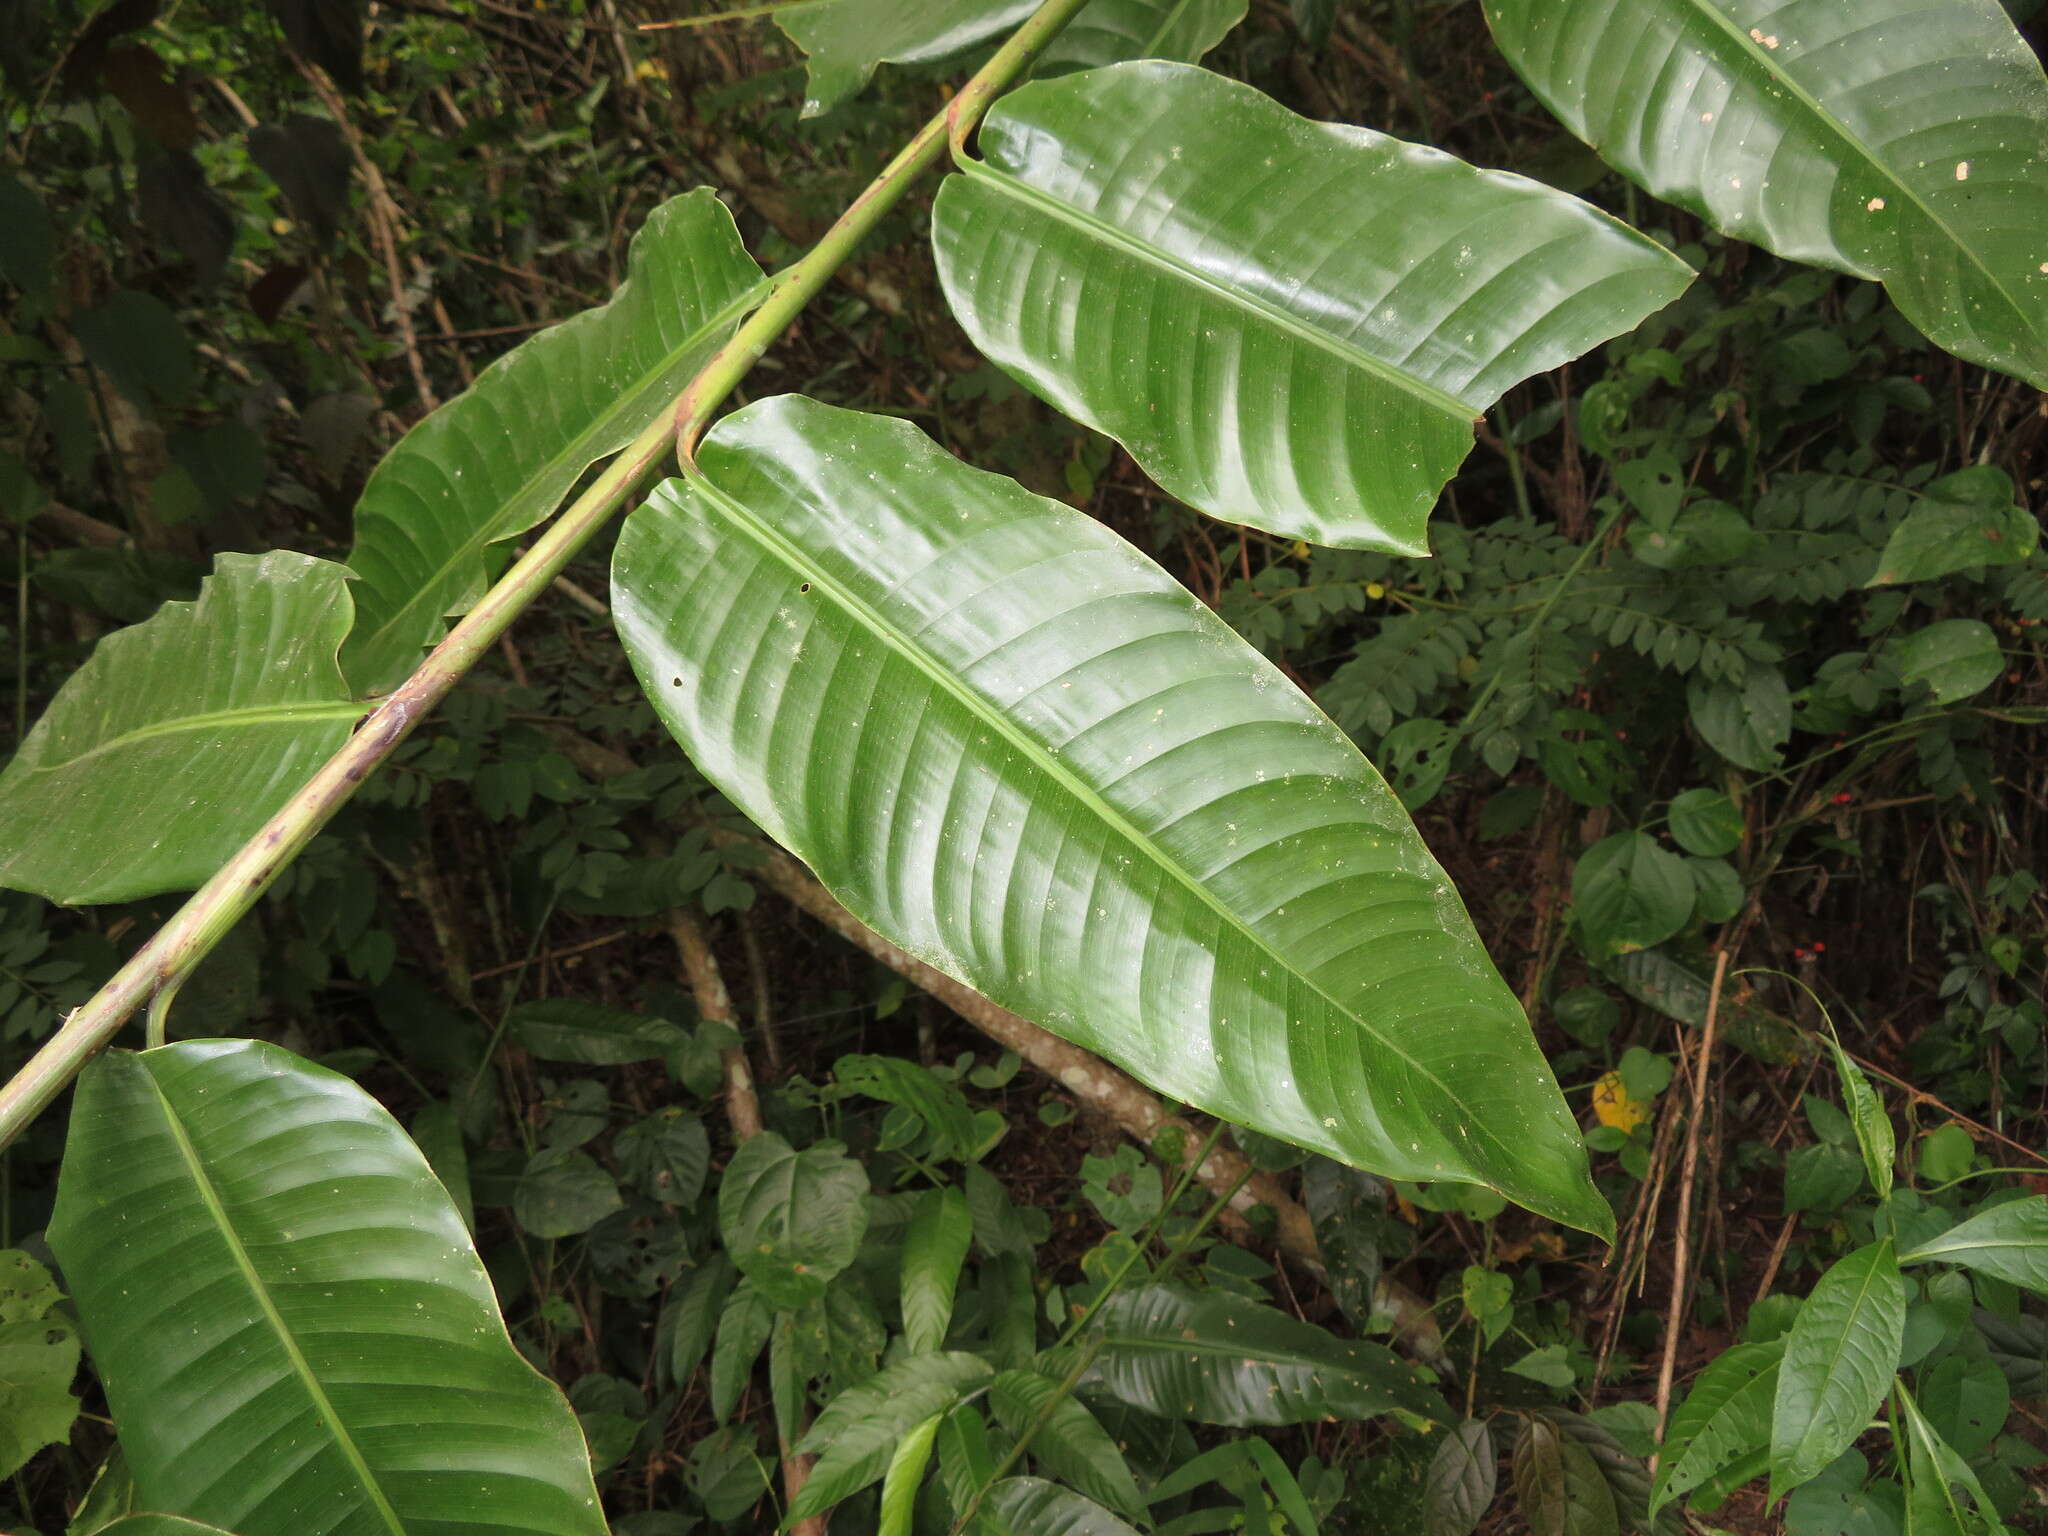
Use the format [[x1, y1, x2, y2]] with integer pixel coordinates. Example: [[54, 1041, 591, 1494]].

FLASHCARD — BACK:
[[1085, 1283, 1447, 1427], [1039, 0, 1247, 72], [1769, 1238, 1906, 1500], [1482, 0, 2048, 387], [0, 552, 362, 905], [339, 189, 763, 694], [930, 62, 1692, 552], [1649, 1339, 1780, 1514], [1900, 1195, 2048, 1295], [46, 1039, 606, 1536], [717, 1131, 871, 1309], [612, 395, 1606, 1233], [791, 1353, 995, 1521], [902, 1185, 973, 1353], [1424, 1419, 1498, 1536]]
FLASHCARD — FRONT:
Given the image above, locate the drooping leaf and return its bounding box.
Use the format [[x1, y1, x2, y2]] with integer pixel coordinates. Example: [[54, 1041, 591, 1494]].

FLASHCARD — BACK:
[[47, 1039, 607, 1536], [1892, 619, 2003, 705], [340, 189, 764, 694], [930, 62, 1692, 551], [1897, 1383, 2003, 1535], [615, 1108, 710, 1207], [791, 1353, 995, 1521], [0, 552, 363, 905], [1038, 0, 1247, 72], [985, 1476, 1145, 1536], [1868, 469, 2039, 585], [710, 1282, 773, 1424], [1687, 668, 1790, 773], [663, 1254, 736, 1390], [1650, 1339, 1781, 1515], [1424, 1419, 1498, 1536], [717, 1130, 871, 1309], [879, 1415, 941, 1536], [1899, 1195, 2048, 1295], [1571, 832, 1694, 961], [1084, 1283, 1447, 1427], [515, 1146, 623, 1238], [72, 288, 193, 412], [247, 114, 351, 245], [0, 1250, 80, 1479], [775, 0, 1032, 117], [989, 1368, 1145, 1519], [1769, 1238, 1906, 1500], [1820, 1029, 1893, 1202], [1667, 788, 1742, 858], [511, 998, 689, 1064], [614, 396, 1608, 1233], [1482, 0, 2048, 387], [1513, 1425, 1620, 1536], [902, 1185, 973, 1354]]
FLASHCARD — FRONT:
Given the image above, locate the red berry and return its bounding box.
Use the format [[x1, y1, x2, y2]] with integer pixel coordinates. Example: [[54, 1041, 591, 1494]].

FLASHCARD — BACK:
[[1832, 792, 1852, 805]]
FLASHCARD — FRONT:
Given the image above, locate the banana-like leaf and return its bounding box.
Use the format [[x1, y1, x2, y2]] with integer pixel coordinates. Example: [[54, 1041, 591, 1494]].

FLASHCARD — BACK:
[[47, 1040, 607, 1536], [0, 552, 363, 905], [612, 395, 1607, 1233], [340, 189, 764, 694], [1482, 0, 2048, 388], [1039, 0, 1247, 72], [930, 62, 1693, 551], [95, 1521, 239, 1536], [1084, 1284, 1447, 1427]]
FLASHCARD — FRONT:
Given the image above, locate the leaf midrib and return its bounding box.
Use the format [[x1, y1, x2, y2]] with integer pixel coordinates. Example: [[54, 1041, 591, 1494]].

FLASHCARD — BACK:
[[23, 700, 368, 777], [145, 1068, 407, 1536], [684, 468, 1515, 1183], [1657, 0, 2039, 344], [955, 153, 1476, 424], [352, 275, 770, 676]]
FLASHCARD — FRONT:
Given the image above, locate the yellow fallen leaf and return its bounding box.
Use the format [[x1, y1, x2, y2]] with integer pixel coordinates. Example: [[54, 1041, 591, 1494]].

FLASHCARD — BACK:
[[1591, 1069, 1650, 1134]]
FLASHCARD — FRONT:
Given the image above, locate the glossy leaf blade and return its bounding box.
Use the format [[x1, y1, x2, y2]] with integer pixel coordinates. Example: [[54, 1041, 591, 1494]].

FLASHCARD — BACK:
[[1482, 0, 2048, 387], [47, 1040, 606, 1536], [1039, 0, 1247, 72], [0, 552, 362, 905], [612, 395, 1606, 1233], [1900, 1195, 2048, 1295], [340, 189, 764, 694], [1769, 1238, 1906, 1499], [1086, 1284, 1447, 1427], [931, 62, 1692, 551]]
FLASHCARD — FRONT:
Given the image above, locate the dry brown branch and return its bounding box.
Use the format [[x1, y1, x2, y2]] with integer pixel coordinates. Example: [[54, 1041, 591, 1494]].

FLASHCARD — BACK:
[[1653, 949, 1727, 1461]]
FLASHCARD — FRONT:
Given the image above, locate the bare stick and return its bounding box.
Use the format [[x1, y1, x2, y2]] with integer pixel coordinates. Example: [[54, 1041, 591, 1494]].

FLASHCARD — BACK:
[[1653, 948, 1728, 1462]]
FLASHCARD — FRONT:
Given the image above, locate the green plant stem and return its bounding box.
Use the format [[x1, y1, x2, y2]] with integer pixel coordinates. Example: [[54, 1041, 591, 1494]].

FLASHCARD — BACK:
[[673, 0, 1094, 459], [0, 0, 1093, 1155]]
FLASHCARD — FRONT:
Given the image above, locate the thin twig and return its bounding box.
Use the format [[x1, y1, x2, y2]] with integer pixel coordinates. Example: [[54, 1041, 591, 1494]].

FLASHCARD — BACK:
[[298, 60, 439, 411], [1653, 949, 1728, 1463], [664, 911, 821, 1534]]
